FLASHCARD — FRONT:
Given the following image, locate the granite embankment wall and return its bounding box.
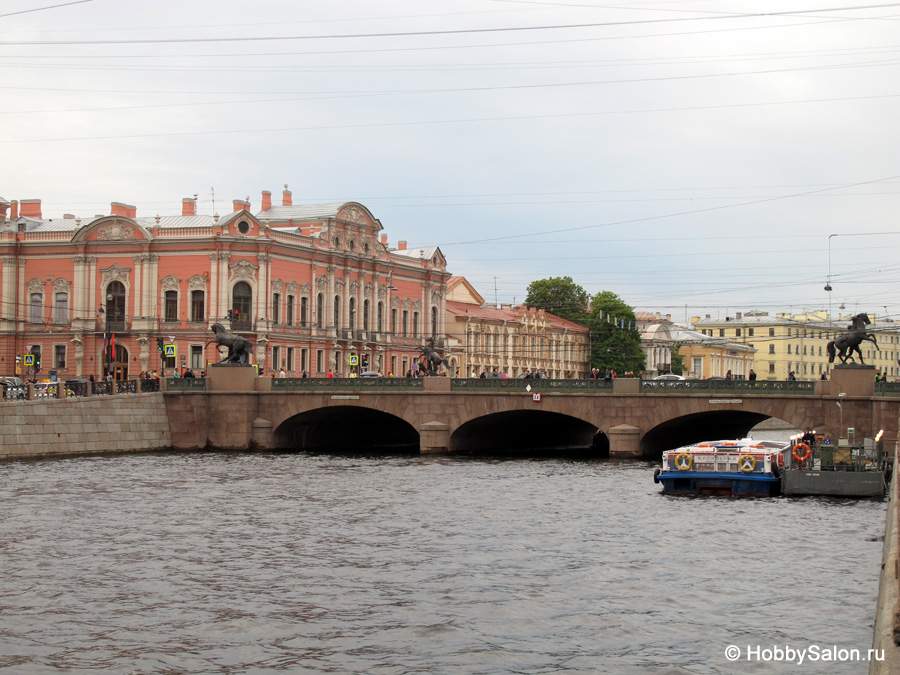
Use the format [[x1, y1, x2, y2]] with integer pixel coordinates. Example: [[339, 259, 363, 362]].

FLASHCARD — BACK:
[[0, 394, 172, 460]]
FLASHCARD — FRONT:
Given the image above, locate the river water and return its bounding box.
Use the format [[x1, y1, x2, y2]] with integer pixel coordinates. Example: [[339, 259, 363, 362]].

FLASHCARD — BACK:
[[0, 445, 886, 674]]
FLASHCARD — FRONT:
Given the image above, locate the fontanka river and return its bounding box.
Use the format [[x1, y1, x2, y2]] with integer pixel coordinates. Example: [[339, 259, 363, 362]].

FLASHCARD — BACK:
[[0, 444, 887, 674]]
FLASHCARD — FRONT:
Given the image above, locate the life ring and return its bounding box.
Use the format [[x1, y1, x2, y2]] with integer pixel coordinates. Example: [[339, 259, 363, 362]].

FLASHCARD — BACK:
[[777, 452, 785, 468], [674, 453, 693, 471], [738, 454, 757, 472], [793, 443, 811, 462]]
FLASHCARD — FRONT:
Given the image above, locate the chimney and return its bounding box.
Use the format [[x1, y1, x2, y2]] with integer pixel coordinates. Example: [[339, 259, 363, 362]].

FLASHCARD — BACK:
[[10, 200, 18, 220], [233, 199, 249, 212], [182, 197, 197, 216], [398, 240, 407, 250], [0, 202, 7, 221], [736, 312, 742, 320], [282, 186, 292, 206], [63, 213, 75, 219], [20, 199, 42, 219], [111, 202, 130, 217], [261, 190, 272, 211], [380, 234, 388, 245]]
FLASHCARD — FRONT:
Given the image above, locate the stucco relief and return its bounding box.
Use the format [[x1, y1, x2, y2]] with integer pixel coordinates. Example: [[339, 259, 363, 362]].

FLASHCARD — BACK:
[[298, 282, 309, 295], [272, 278, 284, 294], [188, 274, 206, 291], [338, 205, 367, 225], [287, 281, 299, 295], [27, 278, 44, 293], [334, 279, 345, 292], [402, 298, 411, 311], [377, 285, 387, 299], [364, 282, 374, 297], [161, 275, 180, 291], [316, 277, 327, 291], [229, 259, 258, 281], [413, 299, 422, 311], [101, 264, 130, 284], [96, 222, 135, 240], [349, 280, 360, 294], [53, 278, 69, 293], [392, 296, 400, 309]]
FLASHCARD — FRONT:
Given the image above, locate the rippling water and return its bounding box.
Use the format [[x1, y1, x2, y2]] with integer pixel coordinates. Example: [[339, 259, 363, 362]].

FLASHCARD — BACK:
[[0, 451, 886, 674]]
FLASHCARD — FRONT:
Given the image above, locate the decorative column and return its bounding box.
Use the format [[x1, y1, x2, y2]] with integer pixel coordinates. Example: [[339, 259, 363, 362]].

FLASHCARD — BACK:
[[218, 251, 230, 320], [208, 253, 218, 321]]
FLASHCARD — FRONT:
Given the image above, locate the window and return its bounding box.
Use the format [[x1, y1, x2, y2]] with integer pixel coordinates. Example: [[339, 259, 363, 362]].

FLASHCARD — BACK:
[[232, 282, 252, 324], [412, 311, 419, 338], [787, 344, 792, 354], [719, 329, 725, 337], [164, 291, 178, 322], [748, 328, 754, 337], [769, 344, 775, 354], [334, 296, 341, 328], [769, 363, 775, 373], [349, 298, 356, 330], [54, 344, 66, 369], [377, 301, 384, 333], [363, 299, 370, 331], [300, 296, 308, 327], [402, 310, 408, 337], [391, 308, 398, 336], [191, 345, 203, 370], [106, 281, 126, 330], [287, 347, 295, 373], [191, 290, 205, 323], [286, 295, 295, 325], [272, 346, 281, 371], [55, 293, 68, 323], [272, 293, 281, 324], [30, 293, 42, 323], [735, 328, 742, 337], [431, 306, 438, 336], [316, 349, 324, 374], [237, 220, 250, 234], [300, 348, 308, 374], [316, 294, 324, 328]]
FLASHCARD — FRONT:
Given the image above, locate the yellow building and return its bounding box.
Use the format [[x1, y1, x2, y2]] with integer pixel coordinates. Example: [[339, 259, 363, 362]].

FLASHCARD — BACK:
[[691, 311, 900, 381], [444, 277, 591, 378], [670, 325, 756, 379]]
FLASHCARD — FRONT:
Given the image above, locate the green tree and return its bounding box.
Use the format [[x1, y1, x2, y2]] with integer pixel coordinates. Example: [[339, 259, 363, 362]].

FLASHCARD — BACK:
[[670, 343, 685, 375], [524, 276, 589, 325], [587, 291, 646, 374]]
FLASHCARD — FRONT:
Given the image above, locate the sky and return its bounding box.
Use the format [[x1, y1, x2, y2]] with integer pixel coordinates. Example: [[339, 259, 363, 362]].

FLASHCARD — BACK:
[[2, 0, 899, 324]]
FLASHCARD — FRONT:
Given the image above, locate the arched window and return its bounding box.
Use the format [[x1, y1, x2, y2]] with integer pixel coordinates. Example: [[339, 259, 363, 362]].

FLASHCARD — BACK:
[[431, 306, 438, 337], [106, 281, 126, 331], [316, 293, 324, 328], [334, 295, 341, 328], [29, 293, 43, 324], [55, 292, 68, 324], [363, 299, 370, 330], [232, 281, 252, 325], [164, 290, 178, 322], [377, 301, 384, 332], [349, 297, 356, 330]]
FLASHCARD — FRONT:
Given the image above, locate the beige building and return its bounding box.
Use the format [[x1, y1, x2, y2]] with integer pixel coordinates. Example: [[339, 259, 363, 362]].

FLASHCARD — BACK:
[[636, 312, 673, 377], [444, 277, 590, 378], [691, 311, 900, 381], [670, 325, 756, 379]]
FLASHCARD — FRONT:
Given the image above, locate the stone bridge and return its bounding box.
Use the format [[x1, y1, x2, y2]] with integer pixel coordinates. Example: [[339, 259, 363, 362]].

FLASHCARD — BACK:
[[164, 366, 900, 457]]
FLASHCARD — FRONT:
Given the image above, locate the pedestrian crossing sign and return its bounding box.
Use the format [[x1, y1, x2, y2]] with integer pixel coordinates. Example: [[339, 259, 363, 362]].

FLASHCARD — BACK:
[[165, 345, 176, 358], [24, 354, 34, 366]]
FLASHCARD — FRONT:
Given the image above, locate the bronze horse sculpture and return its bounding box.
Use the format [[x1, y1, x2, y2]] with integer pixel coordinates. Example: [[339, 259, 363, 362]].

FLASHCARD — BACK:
[[827, 312, 878, 365], [208, 323, 253, 364], [417, 337, 449, 375]]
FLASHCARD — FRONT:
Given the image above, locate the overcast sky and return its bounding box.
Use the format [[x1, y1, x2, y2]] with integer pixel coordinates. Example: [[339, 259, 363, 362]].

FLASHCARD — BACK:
[[2, 0, 899, 322]]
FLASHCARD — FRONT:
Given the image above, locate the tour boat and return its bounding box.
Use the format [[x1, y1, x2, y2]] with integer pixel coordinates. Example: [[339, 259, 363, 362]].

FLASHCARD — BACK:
[[653, 438, 792, 497]]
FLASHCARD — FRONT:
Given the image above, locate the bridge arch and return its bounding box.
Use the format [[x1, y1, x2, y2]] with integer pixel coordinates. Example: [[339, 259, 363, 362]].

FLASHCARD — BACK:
[[273, 406, 418, 452], [450, 409, 608, 455]]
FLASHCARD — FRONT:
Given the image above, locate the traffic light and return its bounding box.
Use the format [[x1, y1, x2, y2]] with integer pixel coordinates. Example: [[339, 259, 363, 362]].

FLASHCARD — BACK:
[[32, 348, 41, 372], [361, 354, 369, 369], [227, 309, 240, 321], [156, 337, 164, 352], [227, 309, 233, 321]]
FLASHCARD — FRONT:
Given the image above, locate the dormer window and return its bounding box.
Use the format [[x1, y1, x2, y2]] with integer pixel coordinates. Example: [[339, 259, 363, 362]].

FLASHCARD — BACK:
[[237, 220, 250, 234]]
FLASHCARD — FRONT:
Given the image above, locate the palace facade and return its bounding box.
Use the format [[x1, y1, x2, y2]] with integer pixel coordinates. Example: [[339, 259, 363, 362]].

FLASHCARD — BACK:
[[0, 188, 450, 380]]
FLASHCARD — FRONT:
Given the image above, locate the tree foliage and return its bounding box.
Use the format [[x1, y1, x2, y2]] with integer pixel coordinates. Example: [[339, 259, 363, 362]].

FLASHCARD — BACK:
[[670, 343, 685, 375], [524, 276, 589, 325], [587, 290, 646, 375]]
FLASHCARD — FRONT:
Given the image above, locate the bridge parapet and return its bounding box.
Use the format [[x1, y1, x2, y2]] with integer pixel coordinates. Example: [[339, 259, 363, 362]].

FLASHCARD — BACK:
[[640, 379, 816, 395]]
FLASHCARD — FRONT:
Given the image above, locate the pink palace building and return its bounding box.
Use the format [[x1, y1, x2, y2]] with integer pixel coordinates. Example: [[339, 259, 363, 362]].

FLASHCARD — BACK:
[[0, 187, 450, 380]]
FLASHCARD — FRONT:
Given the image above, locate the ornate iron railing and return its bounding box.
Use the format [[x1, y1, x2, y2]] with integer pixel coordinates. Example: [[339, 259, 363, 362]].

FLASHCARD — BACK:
[[272, 377, 425, 391], [640, 379, 815, 395], [166, 378, 206, 391]]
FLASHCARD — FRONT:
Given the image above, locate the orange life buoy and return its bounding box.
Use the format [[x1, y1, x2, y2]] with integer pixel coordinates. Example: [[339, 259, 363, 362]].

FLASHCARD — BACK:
[[793, 442, 811, 462]]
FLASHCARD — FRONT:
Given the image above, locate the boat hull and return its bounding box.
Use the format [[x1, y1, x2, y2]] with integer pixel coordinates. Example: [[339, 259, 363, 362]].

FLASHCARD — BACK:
[[657, 471, 781, 497], [781, 469, 885, 497]]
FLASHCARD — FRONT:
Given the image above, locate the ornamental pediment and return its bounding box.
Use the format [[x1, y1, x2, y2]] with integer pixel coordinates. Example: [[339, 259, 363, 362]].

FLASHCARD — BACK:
[[71, 216, 152, 243]]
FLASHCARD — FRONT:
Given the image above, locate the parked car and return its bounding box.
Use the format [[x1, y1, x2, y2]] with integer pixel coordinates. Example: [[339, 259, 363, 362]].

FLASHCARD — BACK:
[[1, 376, 27, 400], [34, 382, 58, 398], [653, 374, 687, 381]]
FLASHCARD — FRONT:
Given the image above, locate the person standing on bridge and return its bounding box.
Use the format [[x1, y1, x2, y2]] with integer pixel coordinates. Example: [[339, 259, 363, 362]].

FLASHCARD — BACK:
[[748, 369, 756, 381]]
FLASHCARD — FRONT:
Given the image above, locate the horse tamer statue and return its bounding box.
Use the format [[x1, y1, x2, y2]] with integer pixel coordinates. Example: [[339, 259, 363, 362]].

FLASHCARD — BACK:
[[416, 337, 449, 375], [826, 312, 878, 365], [208, 323, 253, 364]]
